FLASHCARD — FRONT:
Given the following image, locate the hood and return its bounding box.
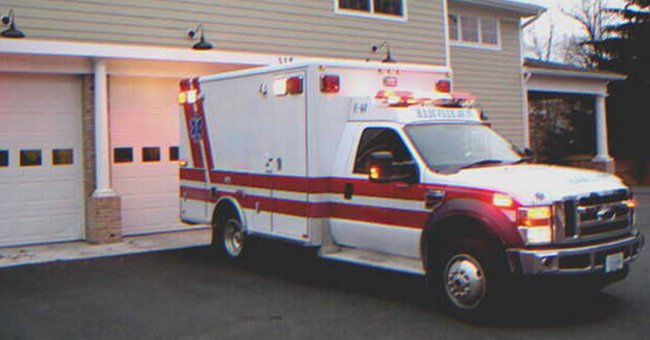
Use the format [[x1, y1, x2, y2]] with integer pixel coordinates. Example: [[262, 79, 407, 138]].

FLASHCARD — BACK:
[[434, 164, 627, 205]]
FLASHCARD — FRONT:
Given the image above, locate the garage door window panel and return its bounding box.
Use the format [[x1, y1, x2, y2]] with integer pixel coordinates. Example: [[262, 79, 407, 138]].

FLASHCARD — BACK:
[[20, 150, 42, 167], [169, 146, 179, 161], [53, 149, 74, 165], [142, 147, 161, 162], [114, 147, 133, 163], [0, 150, 8, 167]]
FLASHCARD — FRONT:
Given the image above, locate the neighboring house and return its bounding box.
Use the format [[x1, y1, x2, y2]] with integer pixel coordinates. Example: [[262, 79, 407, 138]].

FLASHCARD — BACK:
[[524, 58, 626, 173], [0, 0, 543, 247]]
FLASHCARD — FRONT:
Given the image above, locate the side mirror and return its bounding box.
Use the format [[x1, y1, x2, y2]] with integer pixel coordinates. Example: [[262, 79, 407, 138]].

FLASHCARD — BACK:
[[368, 151, 418, 184]]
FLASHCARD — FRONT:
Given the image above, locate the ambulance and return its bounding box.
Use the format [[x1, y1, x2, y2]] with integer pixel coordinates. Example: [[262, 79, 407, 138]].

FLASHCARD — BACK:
[[178, 60, 643, 318]]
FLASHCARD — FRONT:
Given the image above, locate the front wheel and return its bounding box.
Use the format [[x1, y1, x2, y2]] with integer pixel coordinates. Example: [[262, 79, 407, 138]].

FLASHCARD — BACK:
[[428, 238, 510, 320], [444, 253, 487, 311], [212, 215, 246, 259]]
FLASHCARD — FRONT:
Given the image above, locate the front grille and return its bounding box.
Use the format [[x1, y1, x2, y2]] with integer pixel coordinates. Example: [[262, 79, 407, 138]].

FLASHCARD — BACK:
[[581, 220, 629, 236], [578, 189, 629, 206], [556, 189, 633, 241]]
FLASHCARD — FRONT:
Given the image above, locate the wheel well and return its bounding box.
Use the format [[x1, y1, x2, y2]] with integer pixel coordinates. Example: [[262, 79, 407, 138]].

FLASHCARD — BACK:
[[212, 199, 240, 228], [422, 215, 504, 267]]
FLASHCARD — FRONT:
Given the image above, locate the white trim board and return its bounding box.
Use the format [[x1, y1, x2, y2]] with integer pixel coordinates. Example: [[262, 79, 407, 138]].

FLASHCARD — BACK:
[[0, 38, 278, 65]]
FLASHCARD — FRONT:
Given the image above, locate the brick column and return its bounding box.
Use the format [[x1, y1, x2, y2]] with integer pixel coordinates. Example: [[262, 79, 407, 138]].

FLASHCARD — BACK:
[[81, 72, 122, 244]]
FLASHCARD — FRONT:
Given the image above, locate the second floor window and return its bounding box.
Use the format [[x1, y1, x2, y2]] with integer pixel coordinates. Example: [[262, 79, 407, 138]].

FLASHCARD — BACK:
[[338, 0, 404, 17], [449, 14, 499, 47]]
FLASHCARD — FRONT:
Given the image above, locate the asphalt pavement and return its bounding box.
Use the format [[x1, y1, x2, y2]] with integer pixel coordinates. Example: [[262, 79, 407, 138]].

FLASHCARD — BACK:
[[1, 191, 649, 339]]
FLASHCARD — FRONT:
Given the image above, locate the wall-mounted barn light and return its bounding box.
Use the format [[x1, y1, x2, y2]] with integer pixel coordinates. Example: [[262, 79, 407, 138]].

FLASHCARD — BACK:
[[1, 9, 25, 38], [371, 41, 396, 63], [188, 24, 213, 50]]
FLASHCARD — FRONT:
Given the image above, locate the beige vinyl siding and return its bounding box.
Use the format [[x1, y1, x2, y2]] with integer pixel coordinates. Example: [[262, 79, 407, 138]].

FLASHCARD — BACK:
[[2, 0, 446, 65], [449, 4, 526, 146]]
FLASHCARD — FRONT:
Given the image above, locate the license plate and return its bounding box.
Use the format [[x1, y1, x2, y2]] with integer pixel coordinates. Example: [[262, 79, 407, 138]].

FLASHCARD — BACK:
[[605, 252, 624, 273]]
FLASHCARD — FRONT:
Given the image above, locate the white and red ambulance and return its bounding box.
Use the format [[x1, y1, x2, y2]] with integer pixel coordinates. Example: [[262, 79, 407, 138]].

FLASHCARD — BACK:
[[178, 60, 643, 318]]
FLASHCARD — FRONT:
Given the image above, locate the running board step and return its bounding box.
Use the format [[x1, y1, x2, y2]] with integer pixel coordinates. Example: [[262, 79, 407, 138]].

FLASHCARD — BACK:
[[321, 248, 425, 275]]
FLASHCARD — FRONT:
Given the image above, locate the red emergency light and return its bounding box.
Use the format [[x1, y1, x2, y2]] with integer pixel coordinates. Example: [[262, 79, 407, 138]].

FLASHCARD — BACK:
[[320, 75, 340, 93], [286, 76, 303, 95], [436, 79, 451, 93]]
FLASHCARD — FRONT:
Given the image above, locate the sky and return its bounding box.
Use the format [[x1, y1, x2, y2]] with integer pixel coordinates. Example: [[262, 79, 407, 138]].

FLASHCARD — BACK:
[[518, 0, 627, 61]]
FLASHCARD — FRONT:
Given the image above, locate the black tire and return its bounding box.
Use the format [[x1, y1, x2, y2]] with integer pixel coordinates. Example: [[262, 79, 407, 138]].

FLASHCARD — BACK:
[[427, 238, 510, 321], [212, 213, 246, 259]]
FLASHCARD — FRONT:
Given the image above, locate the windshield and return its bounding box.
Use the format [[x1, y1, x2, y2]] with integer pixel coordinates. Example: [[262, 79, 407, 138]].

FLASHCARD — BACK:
[[404, 123, 522, 174]]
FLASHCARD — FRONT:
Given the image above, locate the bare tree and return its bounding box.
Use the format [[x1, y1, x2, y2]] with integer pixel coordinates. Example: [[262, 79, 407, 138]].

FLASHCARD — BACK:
[[525, 16, 557, 62], [562, 0, 617, 67]]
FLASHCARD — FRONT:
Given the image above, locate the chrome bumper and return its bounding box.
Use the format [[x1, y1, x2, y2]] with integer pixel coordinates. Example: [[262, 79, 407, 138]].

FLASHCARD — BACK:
[[507, 233, 644, 275]]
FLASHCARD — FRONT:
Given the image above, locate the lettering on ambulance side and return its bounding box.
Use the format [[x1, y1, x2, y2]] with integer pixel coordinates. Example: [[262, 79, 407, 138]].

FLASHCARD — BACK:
[[414, 107, 479, 121]]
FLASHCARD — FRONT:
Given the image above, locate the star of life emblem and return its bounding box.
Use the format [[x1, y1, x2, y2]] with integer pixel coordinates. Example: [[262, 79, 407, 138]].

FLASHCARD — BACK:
[[189, 114, 204, 143]]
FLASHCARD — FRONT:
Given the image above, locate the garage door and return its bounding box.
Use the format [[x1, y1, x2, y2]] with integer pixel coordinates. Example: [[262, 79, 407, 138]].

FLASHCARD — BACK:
[[110, 76, 185, 235], [0, 73, 84, 247]]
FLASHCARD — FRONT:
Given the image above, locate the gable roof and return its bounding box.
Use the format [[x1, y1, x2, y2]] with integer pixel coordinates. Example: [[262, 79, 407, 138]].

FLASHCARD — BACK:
[[450, 0, 544, 16]]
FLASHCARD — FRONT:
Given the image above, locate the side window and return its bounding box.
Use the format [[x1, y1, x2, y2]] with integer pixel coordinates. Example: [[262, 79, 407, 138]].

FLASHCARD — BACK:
[[353, 128, 413, 174]]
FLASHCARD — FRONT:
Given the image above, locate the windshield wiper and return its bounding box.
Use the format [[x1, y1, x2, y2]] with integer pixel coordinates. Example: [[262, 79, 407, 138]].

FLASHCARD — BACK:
[[460, 159, 505, 170]]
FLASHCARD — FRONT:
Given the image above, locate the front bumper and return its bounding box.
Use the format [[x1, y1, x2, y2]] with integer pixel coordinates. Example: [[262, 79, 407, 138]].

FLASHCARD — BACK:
[[507, 233, 644, 275]]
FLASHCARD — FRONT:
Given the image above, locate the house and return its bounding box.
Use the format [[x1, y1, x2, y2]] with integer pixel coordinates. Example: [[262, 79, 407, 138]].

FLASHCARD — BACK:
[[523, 58, 625, 173], [0, 0, 546, 247]]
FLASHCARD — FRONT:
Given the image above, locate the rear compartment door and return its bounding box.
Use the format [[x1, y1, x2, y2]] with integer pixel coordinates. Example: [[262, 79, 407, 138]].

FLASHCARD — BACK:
[[269, 71, 309, 240]]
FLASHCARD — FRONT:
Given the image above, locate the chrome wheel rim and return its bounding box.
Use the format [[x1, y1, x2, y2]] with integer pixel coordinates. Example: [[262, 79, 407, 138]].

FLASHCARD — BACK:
[[223, 220, 244, 257], [444, 254, 486, 310]]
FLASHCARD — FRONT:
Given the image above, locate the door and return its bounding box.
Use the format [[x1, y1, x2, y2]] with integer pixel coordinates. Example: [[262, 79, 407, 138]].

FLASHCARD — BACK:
[[330, 127, 422, 258], [268, 72, 308, 240], [0, 73, 84, 246], [109, 76, 184, 235]]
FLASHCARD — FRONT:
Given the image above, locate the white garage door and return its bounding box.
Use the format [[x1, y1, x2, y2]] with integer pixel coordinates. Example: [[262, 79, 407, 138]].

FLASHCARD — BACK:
[[0, 73, 84, 247], [110, 76, 185, 235]]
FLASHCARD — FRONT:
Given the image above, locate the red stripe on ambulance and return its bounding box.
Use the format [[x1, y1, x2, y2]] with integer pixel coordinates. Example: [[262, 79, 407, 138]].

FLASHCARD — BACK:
[[192, 78, 215, 170], [179, 79, 204, 168]]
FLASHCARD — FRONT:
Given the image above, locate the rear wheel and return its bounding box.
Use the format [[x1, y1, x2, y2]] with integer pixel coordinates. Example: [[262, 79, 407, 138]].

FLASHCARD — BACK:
[[212, 212, 246, 259]]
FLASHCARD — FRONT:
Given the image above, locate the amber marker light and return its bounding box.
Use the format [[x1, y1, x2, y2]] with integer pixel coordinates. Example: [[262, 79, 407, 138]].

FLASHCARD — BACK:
[[370, 166, 381, 180], [492, 193, 513, 208]]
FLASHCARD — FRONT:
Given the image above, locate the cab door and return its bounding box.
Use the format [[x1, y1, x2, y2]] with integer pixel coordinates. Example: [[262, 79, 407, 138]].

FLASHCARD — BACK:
[[330, 127, 423, 259]]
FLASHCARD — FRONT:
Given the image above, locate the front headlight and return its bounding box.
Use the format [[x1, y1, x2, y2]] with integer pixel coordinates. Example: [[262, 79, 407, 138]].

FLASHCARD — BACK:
[[517, 206, 552, 245]]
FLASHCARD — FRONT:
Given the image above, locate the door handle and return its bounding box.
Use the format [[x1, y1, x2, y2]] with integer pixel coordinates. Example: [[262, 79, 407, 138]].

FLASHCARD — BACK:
[[344, 183, 354, 200], [425, 189, 445, 209]]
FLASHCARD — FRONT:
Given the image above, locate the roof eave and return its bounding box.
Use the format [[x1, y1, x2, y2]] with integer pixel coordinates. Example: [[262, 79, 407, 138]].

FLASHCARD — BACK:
[[525, 67, 627, 81]]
